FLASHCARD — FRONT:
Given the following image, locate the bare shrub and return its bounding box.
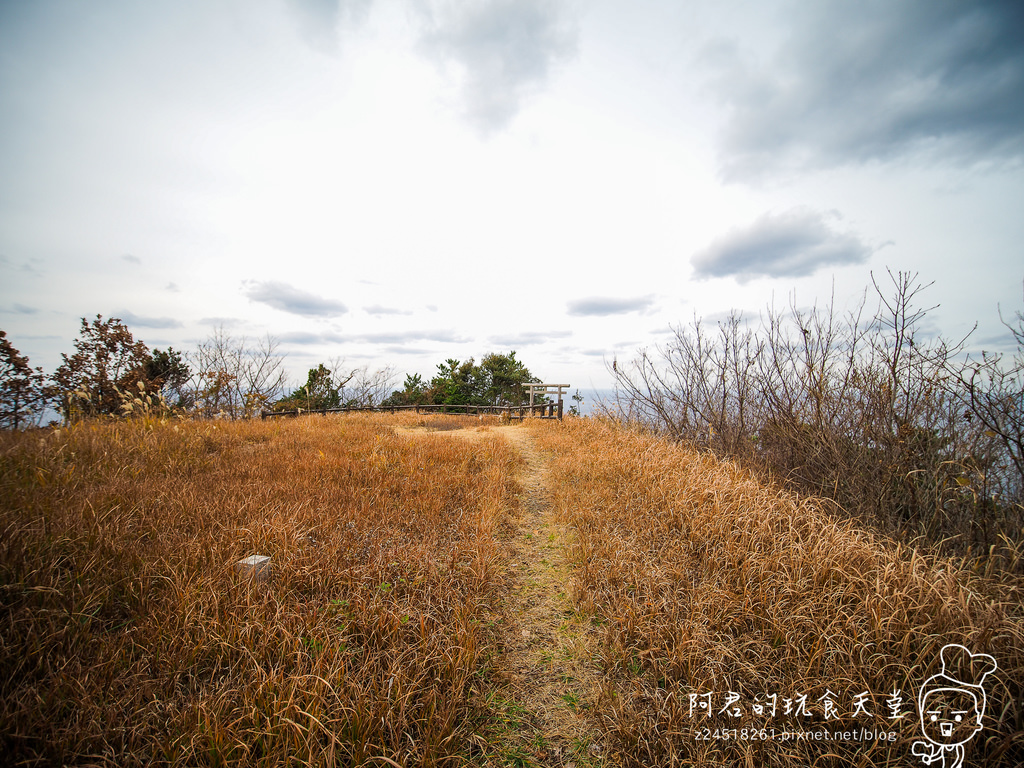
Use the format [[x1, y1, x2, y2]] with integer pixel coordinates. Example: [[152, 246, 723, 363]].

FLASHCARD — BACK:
[[334, 359, 396, 408], [605, 272, 1024, 558], [944, 284, 1024, 504], [187, 326, 288, 419]]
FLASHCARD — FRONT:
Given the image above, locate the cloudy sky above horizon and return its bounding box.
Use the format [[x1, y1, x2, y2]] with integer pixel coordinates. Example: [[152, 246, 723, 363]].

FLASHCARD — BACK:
[[2, 0, 1023, 401]]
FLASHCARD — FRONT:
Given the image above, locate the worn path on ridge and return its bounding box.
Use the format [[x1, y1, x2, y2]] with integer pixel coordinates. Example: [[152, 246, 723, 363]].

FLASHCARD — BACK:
[[489, 424, 606, 767], [395, 422, 607, 766]]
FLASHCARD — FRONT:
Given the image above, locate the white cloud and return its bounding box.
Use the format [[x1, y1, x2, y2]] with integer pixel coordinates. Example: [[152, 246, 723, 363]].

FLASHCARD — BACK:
[[1, 303, 40, 315], [243, 281, 348, 318], [114, 310, 184, 329], [691, 208, 875, 282], [354, 329, 469, 345], [364, 304, 412, 316], [488, 330, 572, 346], [287, 0, 372, 53], [417, 0, 578, 135], [567, 296, 656, 317]]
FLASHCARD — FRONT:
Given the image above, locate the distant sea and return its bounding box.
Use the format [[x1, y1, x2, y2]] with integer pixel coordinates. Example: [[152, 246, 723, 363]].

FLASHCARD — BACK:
[[565, 387, 617, 417]]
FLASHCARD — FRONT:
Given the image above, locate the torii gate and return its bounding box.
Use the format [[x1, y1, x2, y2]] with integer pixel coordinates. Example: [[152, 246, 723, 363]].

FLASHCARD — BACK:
[[526, 383, 570, 407], [525, 383, 570, 419]]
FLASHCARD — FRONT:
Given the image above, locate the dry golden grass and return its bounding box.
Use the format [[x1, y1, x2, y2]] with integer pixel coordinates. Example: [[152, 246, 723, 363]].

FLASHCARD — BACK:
[[530, 417, 1024, 767], [4, 411, 1023, 767], [1, 413, 520, 766]]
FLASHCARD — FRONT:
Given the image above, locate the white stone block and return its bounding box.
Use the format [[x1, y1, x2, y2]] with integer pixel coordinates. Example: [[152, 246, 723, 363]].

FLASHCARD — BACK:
[[236, 554, 272, 582]]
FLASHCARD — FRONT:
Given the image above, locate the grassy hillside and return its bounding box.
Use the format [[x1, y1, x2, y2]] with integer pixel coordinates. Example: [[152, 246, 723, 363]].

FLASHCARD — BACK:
[[534, 418, 1024, 767], [1, 413, 1022, 766]]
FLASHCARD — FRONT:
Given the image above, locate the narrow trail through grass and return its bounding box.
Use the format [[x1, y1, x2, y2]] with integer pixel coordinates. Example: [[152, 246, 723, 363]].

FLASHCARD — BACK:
[[395, 422, 607, 765], [483, 425, 607, 768]]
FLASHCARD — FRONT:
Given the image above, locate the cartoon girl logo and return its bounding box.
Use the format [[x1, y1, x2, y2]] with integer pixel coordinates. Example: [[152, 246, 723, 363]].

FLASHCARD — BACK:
[[912, 643, 997, 768]]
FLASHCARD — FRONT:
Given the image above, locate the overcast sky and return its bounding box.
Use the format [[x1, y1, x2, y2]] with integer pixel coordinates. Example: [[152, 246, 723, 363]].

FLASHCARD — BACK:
[[2, 0, 1023, 404]]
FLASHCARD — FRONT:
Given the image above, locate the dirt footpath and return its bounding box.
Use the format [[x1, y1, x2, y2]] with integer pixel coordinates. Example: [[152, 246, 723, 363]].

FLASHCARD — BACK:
[[397, 422, 607, 766], [491, 425, 607, 766]]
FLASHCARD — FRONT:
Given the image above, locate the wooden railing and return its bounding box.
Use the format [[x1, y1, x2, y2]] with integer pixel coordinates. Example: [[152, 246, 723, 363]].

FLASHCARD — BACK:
[[261, 401, 563, 420]]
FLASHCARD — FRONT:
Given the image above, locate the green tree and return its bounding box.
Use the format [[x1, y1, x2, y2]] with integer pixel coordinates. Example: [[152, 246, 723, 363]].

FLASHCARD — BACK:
[[52, 315, 151, 420], [569, 388, 584, 417], [428, 358, 482, 405], [382, 373, 427, 406], [0, 330, 50, 429], [144, 347, 191, 408], [426, 352, 540, 406], [479, 351, 538, 406], [276, 364, 342, 411]]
